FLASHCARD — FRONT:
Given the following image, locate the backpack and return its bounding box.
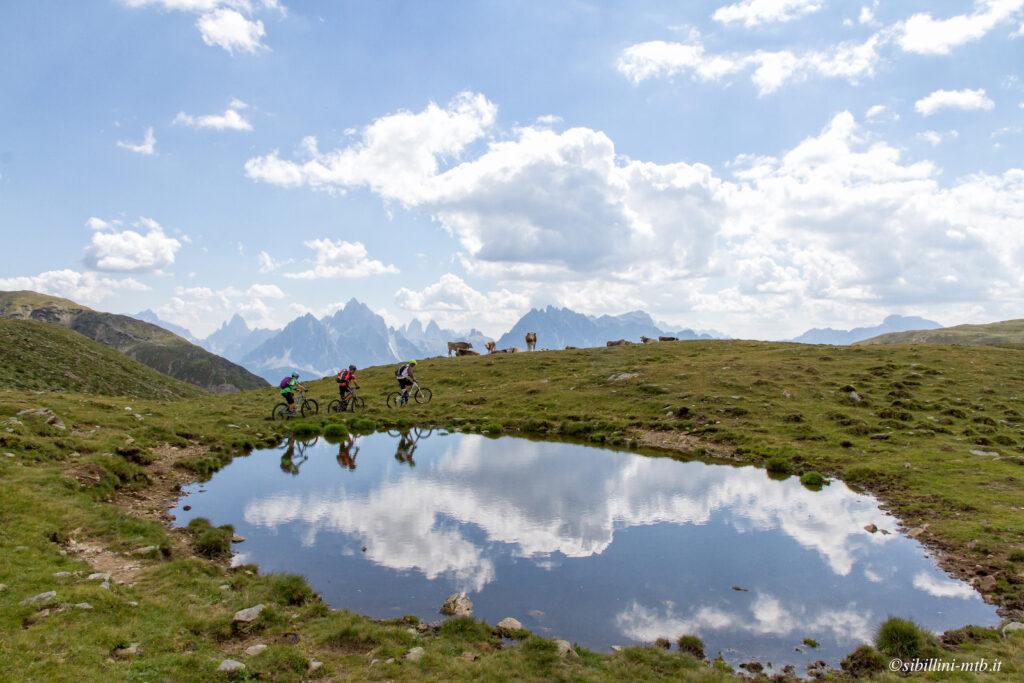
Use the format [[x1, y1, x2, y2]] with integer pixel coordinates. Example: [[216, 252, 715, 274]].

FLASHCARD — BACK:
[[337, 369, 352, 383], [280, 377, 292, 389], [395, 364, 408, 378]]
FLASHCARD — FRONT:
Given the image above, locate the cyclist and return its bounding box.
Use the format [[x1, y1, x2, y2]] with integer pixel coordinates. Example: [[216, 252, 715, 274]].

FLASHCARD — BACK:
[[336, 364, 360, 409], [395, 359, 417, 402], [280, 372, 306, 415]]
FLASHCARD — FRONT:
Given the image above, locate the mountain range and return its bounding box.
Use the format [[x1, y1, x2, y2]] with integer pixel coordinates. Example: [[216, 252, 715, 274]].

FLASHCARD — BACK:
[[788, 314, 942, 345]]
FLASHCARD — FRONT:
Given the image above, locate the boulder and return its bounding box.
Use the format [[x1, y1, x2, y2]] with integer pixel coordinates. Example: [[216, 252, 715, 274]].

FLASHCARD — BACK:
[[440, 592, 473, 617], [1002, 622, 1024, 637], [20, 591, 56, 605], [113, 643, 142, 658], [218, 660, 245, 672], [233, 604, 266, 623], [244, 644, 267, 656], [555, 639, 579, 659], [497, 617, 522, 633], [405, 646, 426, 662]]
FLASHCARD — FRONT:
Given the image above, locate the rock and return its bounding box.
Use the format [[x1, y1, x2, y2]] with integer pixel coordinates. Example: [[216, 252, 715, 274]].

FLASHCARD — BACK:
[[555, 639, 579, 659], [233, 604, 266, 623], [1002, 622, 1024, 637], [907, 525, 928, 539], [309, 660, 323, 672], [130, 545, 157, 556], [460, 651, 481, 661], [87, 572, 111, 582], [864, 524, 878, 533], [497, 617, 522, 632], [405, 646, 426, 662], [848, 391, 862, 403], [974, 575, 997, 592], [970, 449, 999, 457], [100, 581, 110, 590], [244, 644, 267, 656], [440, 592, 473, 617], [416, 622, 431, 632], [54, 572, 73, 577], [610, 645, 622, 652], [21, 591, 57, 605], [74, 603, 93, 610], [231, 535, 245, 543], [0, 584, 7, 592], [113, 643, 142, 658], [218, 660, 245, 672], [869, 433, 889, 440]]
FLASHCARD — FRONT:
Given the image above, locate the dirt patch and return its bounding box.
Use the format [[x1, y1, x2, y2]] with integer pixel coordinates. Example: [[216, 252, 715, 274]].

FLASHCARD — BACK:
[[62, 463, 109, 485], [635, 429, 737, 461]]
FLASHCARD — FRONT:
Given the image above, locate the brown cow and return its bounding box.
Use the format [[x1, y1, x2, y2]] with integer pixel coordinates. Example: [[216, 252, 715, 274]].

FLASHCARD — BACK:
[[606, 339, 630, 347], [565, 346, 578, 350], [447, 341, 472, 357], [640, 336, 657, 343], [525, 332, 537, 351], [485, 341, 496, 353], [658, 336, 678, 342], [456, 348, 480, 356], [507, 347, 522, 353]]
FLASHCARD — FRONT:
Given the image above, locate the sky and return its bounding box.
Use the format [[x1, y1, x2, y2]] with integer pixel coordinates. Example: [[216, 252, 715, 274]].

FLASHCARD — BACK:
[[2, 1, 1023, 340]]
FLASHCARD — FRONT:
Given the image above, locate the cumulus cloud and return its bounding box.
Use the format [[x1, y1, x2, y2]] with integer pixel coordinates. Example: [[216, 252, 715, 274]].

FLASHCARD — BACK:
[[395, 274, 531, 330], [84, 217, 182, 273], [173, 101, 252, 130], [616, 32, 885, 95], [118, 0, 281, 54], [915, 88, 995, 116], [713, 0, 825, 27], [285, 239, 398, 279], [159, 279, 287, 334], [257, 250, 293, 273], [896, 0, 1024, 55], [0, 269, 148, 304], [116, 127, 156, 155]]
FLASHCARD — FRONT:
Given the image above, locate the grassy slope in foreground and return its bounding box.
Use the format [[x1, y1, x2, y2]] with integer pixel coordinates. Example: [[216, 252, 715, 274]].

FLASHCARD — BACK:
[[0, 290, 268, 393], [3, 340, 1024, 680], [0, 319, 203, 400], [857, 318, 1024, 347]]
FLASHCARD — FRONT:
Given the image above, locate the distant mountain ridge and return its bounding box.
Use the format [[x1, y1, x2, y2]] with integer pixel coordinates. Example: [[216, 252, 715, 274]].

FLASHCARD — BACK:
[[0, 290, 268, 393], [789, 315, 942, 345], [495, 306, 720, 350], [855, 318, 1024, 347]]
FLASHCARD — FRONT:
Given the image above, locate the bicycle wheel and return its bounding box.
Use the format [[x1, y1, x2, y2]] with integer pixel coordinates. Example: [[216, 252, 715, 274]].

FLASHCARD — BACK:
[[272, 403, 291, 420], [348, 396, 365, 412], [386, 392, 404, 409], [414, 387, 432, 404], [327, 399, 343, 414], [413, 427, 433, 439], [301, 398, 319, 418]]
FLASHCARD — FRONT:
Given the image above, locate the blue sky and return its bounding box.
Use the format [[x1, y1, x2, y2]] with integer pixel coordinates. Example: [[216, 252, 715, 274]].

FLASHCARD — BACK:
[[2, 0, 1023, 339]]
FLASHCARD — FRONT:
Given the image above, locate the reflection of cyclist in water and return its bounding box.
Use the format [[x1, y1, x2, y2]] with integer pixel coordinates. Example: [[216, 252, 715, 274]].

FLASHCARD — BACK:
[[279, 438, 310, 475], [336, 433, 359, 470], [394, 430, 417, 466]]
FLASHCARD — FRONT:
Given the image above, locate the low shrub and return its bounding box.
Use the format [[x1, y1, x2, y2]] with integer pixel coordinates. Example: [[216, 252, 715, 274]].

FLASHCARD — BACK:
[[677, 634, 705, 659], [323, 423, 348, 438], [875, 617, 932, 659], [800, 472, 828, 488], [269, 574, 314, 606], [765, 456, 792, 475]]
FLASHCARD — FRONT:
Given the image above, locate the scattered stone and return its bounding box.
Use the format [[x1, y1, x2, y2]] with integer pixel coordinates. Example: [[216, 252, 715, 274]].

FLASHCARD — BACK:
[[848, 391, 862, 403], [555, 640, 579, 658], [217, 660, 245, 672], [460, 651, 481, 662], [127, 601, 139, 607], [869, 433, 890, 440], [5, 452, 15, 458], [864, 524, 878, 534], [497, 617, 522, 633], [416, 622, 431, 632], [231, 534, 245, 543], [46, 415, 66, 430], [233, 604, 266, 623], [970, 449, 999, 457], [610, 645, 622, 652], [130, 546, 157, 556], [244, 644, 267, 656], [100, 581, 110, 590], [609, 372, 640, 381], [87, 572, 111, 582], [54, 572, 73, 577], [74, 603, 93, 610], [440, 592, 473, 617], [907, 525, 928, 539], [219, 584, 231, 591], [903, 462, 912, 469], [974, 575, 997, 593], [1002, 622, 1024, 637], [21, 591, 56, 605], [405, 646, 426, 662], [0, 584, 8, 592], [113, 643, 142, 658], [308, 660, 323, 672]]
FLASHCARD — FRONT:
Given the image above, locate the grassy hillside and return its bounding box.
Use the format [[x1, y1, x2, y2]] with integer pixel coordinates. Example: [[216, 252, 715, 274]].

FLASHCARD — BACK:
[[0, 290, 268, 393], [857, 318, 1024, 347], [0, 319, 203, 400], [2, 340, 1024, 680]]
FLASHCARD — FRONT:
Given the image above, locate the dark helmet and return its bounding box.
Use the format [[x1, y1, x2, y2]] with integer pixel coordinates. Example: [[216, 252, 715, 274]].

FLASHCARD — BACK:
[[349, 364, 356, 372], [291, 372, 299, 378]]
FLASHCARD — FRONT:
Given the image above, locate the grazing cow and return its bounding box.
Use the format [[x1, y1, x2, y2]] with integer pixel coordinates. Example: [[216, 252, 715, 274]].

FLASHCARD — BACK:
[[525, 332, 537, 351], [492, 348, 508, 353], [640, 336, 657, 343], [606, 339, 630, 347], [456, 348, 480, 356], [507, 347, 522, 353], [447, 341, 472, 357], [658, 336, 678, 342], [565, 346, 578, 350], [485, 341, 496, 353]]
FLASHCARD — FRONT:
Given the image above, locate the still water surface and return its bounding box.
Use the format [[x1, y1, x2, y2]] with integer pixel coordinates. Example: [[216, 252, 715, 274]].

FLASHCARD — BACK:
[[171, 430, 997, 669]]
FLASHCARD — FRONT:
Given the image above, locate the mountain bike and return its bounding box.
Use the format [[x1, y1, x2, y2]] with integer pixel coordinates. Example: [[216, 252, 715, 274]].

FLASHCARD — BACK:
[[272, 389, 319, 420], [387, 381, 432, 408], [328, 388, 365, 414]]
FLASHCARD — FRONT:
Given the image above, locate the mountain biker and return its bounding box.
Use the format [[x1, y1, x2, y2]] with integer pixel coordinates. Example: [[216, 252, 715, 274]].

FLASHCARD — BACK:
[[336, 364, 360, 409], [395, 360, 417, 401], [280, 372, 306, 415]]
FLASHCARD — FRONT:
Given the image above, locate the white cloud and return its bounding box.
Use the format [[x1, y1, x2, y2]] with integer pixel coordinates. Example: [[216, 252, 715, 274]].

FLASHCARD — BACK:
[[896, 0, 1024, 55], [395, 274, 531, 331], [116, 127, 156, 155], [85, 217, 110, 230], [915, 88, 995, 116], [257, 250, 293, 273], [713, 0, 824, 27], [0, 269, 148, 304], [173, 104, 252, 130], [245, 283, 285, 299], [917, 129, 958, 146], [616, 33, 885, 95], [285, 238, 398, 279], [864, 104, 898, 121], [84, 217, 182, 273], [196, 8, 265, 54]]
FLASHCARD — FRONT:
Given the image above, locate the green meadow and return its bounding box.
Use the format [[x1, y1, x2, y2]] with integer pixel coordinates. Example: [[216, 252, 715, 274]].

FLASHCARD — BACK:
[[3, 333, 1024, 680]]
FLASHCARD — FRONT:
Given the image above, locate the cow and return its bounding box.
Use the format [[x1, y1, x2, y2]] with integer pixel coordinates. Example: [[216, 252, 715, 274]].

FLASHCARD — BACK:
[[606, 339, 630, 347], [485, 341, 496, 353], [640, 336, 657, 343], [507, 347, 522, 353], [658, 336, 678, 342], [525, 332, 537, 351], [447, 341, 472, 357], [565, 346, 578, 350], [456, 348, 480, 356]]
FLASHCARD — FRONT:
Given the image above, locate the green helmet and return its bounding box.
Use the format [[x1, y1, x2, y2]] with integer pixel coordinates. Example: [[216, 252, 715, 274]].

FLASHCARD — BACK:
[[409, 360, 418, 365]]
